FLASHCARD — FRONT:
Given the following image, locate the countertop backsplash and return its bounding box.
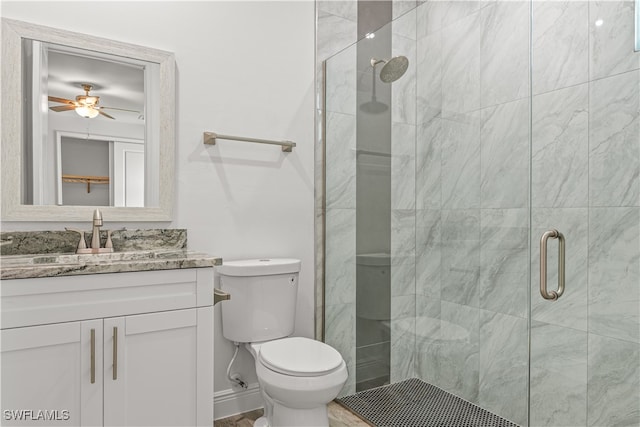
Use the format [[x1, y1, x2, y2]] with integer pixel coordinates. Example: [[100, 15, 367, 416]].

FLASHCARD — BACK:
[[0, 229, 187, 256]]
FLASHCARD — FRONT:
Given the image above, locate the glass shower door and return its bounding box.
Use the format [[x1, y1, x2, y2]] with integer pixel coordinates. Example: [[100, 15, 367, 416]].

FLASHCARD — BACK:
[[529, 1, 640, 425], [326, 1, 535, 424], [324, 0, 639, 425]]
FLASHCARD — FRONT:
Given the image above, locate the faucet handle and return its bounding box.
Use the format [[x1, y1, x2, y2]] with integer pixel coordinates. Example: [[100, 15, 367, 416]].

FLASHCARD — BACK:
[[65, 228, 87, 250], [103, 227, 126, 250], [105, 230, 113, 249]]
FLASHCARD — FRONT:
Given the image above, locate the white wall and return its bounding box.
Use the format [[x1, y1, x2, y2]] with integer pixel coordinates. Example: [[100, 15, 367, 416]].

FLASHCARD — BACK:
[[1, 0, 316, 418]]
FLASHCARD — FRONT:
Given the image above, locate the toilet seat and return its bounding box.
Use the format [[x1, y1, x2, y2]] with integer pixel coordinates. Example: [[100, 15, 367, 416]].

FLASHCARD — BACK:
[[258, 337, 343, 377]]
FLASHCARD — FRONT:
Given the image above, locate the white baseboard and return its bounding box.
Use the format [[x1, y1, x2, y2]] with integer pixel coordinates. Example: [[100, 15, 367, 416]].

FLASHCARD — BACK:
[[214, 382, 263, 420]]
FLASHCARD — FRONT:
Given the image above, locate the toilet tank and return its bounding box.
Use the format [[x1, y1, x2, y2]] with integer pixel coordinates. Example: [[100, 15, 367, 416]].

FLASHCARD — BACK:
[[356, 253, 391, 320], [217, 258, 301, 343]]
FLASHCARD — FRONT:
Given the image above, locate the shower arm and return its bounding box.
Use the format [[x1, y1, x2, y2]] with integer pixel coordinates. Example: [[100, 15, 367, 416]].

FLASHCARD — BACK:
[[371, 66, 378, 100]]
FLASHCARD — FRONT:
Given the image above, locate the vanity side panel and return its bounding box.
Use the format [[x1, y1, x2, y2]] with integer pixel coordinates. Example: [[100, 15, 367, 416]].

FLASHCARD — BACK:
[[197, 306, 214, 426]]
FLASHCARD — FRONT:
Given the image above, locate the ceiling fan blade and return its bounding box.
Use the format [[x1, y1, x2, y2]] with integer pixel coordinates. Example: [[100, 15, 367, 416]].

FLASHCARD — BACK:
[[48, 96, 75, 105], [99, 110, 115, 120], [49, 105, 77, 112], [100, 106, 140, 113]]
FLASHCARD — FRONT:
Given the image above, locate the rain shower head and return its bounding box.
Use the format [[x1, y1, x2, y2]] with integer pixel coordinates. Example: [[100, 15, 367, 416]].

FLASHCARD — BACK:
[[371, 56, 409, 83], [360, 56, 408, 114]]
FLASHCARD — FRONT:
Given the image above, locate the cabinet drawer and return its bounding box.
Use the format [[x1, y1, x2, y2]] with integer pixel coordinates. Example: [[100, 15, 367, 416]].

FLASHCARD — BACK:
[[1, 268, 214, 329]]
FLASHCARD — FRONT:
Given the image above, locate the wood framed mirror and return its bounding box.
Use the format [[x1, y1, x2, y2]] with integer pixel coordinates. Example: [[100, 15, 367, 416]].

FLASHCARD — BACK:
[[1, 18, 175, 221]]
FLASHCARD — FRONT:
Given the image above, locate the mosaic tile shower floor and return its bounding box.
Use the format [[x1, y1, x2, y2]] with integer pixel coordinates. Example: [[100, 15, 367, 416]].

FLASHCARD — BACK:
[[337, 378, 520, 427]]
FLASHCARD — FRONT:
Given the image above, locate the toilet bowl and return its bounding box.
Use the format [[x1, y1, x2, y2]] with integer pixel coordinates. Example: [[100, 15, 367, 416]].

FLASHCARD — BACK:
[[217, 259, 348, 427], [247, 338, 348, 426]]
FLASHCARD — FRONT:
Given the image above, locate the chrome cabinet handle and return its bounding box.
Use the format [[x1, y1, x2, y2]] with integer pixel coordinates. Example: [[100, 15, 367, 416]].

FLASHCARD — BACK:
[[90, 328, 96, 384], [112, 327, 118, 380], [540, 229, 565, 301]]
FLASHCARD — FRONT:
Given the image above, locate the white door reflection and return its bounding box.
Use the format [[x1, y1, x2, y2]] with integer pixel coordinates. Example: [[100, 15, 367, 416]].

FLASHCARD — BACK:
[[56, 132, 144, 207], [113, 141, 144, 207]]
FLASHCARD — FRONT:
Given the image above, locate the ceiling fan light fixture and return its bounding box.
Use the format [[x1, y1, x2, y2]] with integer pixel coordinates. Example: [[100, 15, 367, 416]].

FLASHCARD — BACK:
[[77, 95, 99, 106], [75, 106, 99, 118], [49, 84, 131, 121]]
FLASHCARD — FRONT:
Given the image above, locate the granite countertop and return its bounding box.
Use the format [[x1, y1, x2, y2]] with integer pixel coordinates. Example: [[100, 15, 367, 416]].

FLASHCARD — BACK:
[[0, 249, 222, 280]]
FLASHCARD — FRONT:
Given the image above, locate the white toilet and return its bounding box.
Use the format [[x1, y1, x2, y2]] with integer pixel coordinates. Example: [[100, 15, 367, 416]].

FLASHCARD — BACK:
[[217, 258, 348, 427]]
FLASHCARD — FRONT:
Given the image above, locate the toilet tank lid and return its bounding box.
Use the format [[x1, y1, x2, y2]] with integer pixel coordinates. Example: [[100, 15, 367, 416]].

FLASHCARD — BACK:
[[216, 258, 301, 276]]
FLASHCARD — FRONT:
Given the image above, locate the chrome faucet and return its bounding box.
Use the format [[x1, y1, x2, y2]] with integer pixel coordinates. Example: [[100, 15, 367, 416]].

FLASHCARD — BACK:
[[66, 209, 114, 254]]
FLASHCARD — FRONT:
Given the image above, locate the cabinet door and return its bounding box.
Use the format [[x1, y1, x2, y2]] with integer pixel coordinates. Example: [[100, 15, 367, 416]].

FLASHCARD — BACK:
[[1, 321, 102, 426], [103, 309, 198, 427]]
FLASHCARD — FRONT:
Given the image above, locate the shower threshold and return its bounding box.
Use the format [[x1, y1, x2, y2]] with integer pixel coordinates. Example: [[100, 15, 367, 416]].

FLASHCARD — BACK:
[[337, 378, 520, 427]]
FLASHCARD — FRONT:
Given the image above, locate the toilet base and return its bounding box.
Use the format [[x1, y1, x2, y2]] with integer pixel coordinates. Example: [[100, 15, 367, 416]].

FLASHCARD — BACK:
[[271, 403, 328, 427], [245, 340, 347, 427]]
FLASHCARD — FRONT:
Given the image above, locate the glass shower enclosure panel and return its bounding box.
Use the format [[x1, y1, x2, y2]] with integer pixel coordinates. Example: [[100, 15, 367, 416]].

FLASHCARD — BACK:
[[413, 1, 531, 425], [324, 0, 639, 425], [324, 3, 533, 422], [324, 15, 402, 395], [324, 39, 360, 396], [529, 1, 640, 425]]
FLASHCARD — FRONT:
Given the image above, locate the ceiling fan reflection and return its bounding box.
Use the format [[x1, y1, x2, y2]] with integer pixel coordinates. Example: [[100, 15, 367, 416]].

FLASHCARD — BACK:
[[48, 83, 140, 120]]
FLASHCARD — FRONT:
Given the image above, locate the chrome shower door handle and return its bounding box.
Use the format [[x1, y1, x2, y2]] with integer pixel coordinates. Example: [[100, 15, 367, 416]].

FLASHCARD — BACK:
[[540, 229, 566, 301]]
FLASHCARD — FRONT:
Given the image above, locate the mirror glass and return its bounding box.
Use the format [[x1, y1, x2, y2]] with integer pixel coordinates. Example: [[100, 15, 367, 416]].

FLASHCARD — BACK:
[[2, 18, 175, 221], [23, 40, 155, 207], [636, 0, 639, 51]]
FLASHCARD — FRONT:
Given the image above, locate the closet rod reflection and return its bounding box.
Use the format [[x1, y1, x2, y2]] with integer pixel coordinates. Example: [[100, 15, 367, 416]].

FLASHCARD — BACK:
[[203, 132, 296, 152]]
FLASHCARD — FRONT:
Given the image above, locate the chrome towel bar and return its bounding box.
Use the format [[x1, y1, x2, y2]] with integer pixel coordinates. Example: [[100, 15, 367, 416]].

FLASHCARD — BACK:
[[203, 131, 296, 152]]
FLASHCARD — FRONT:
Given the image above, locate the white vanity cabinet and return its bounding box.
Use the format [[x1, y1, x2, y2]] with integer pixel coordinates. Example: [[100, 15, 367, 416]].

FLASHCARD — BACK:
[[0, 267, 215, 427]]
